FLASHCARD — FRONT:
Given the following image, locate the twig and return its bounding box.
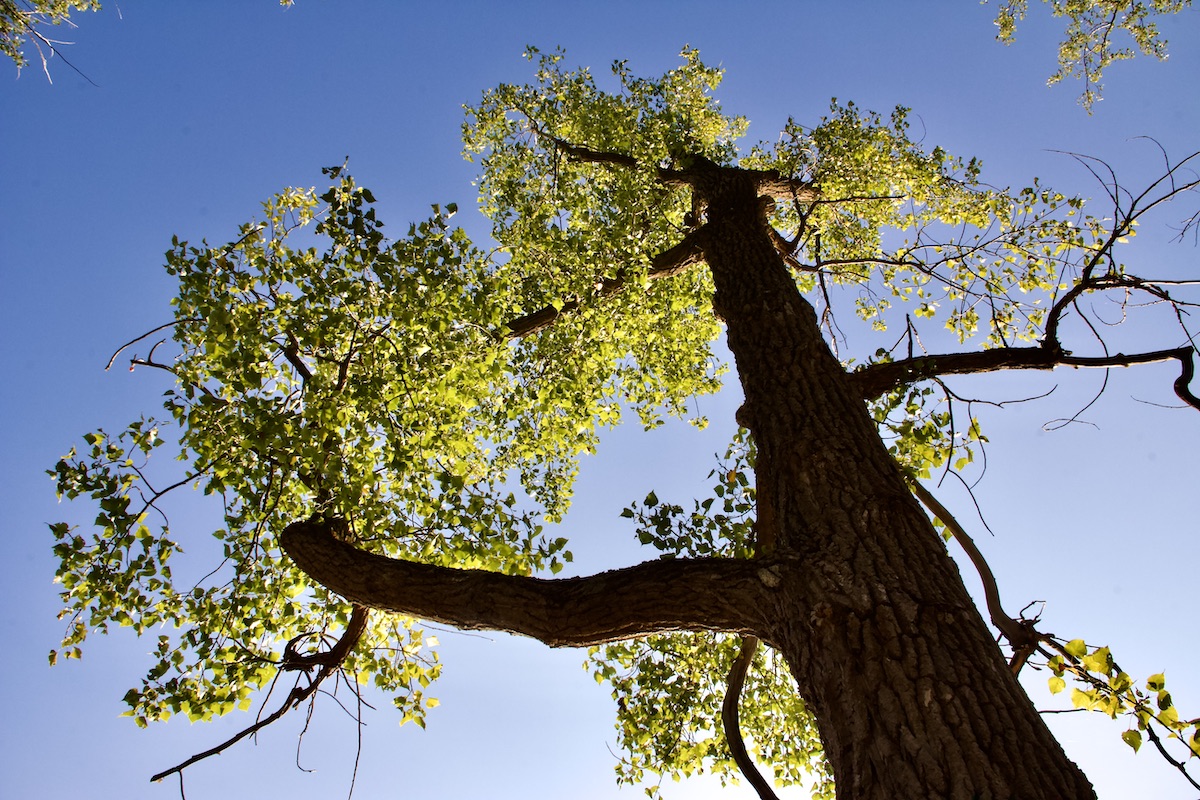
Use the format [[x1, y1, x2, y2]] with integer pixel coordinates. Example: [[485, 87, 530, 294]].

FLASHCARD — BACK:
[[150, 606, 369, 783], [1145, 725, 1200, 793], [106, 319, 202, 370]]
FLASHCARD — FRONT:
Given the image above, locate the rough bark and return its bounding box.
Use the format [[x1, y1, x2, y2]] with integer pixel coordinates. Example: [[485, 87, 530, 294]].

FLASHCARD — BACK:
[[693, 163, 1094, 799], [281, 161, 1100, 800], [282, 520, 785, 647]]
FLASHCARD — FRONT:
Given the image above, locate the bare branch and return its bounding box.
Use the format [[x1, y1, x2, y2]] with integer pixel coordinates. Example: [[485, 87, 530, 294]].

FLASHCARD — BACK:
[[106, 318, 202, 370], [850, 344, 1200, 410], [1044, 151, 1200, 346], [907, 478, 1038, 669]]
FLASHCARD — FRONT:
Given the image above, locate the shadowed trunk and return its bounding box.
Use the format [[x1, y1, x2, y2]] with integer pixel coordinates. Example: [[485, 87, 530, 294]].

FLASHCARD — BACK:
[[695, 163, 1094, 799]]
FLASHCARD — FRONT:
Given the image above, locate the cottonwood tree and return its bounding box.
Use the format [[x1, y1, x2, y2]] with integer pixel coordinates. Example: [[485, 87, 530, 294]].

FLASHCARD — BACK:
[[50, 49, 1200, 799]]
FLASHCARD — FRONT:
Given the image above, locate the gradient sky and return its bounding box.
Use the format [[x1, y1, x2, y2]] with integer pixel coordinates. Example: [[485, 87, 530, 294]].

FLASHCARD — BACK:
[[2, 3, 1199, 799]]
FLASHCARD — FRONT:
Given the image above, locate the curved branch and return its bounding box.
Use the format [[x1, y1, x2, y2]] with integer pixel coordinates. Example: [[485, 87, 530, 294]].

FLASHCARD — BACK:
[[280, 519, 780, 647], [906, 480, 1038, 664], [282, 604, 370, 669], [721, 636, 780, 800], [105, 318, 202, 370], [851, 344, 1200, 410], [1061, 348, 1200, 410]]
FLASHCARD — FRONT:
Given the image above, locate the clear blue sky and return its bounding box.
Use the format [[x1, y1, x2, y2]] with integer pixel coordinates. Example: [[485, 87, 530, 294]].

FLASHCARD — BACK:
[[2, 3, 1198, 798]]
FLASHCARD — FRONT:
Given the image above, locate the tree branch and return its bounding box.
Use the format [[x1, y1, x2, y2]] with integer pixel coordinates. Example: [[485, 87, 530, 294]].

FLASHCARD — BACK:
[[105, 318, 203, 370], [907, 479, 1040, 671], [150, 605, 370, 784], [547, 136, 819, 202], [850, 344, 1200, 410], [721, 635, 781, 800], [280, 518, 782, 647], [501, 229, 706, 339], [1145, 724, 1200, 793]]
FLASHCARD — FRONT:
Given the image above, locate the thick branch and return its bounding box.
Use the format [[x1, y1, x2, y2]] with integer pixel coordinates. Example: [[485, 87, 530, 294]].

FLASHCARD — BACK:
[[281, 519, 781, 647], [850, 344, 1200, 410], [851, 346, 1057, 398]]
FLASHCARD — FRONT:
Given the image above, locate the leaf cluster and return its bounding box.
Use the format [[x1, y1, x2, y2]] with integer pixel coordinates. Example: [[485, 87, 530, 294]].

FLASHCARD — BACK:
[[588, 632, 833, 799], [47, 124, 732, 733], [992, 0, 1193, 110], [1046, 639, 1200, 761]]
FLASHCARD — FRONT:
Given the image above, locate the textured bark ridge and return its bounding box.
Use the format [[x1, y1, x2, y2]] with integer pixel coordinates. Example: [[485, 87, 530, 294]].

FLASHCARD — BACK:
[[281, 160, 1099, 800], [282, 521, 783, 646], [694, 164, 1095, 800]]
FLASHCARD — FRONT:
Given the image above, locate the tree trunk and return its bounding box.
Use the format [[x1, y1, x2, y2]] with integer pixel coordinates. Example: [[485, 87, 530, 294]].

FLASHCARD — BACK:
[[696, 165, 1095, 799]]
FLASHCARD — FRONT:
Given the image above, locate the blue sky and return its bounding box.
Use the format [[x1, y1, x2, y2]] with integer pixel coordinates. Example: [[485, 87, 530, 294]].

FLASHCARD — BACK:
[[2, 3, 1198, 798]]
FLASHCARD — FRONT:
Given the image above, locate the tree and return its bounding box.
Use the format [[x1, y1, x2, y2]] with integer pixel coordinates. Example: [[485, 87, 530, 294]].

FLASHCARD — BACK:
[[49, 48, 1199, 799]]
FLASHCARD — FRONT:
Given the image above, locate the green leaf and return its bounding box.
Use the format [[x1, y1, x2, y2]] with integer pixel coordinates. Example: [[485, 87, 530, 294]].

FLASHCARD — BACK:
[[1071, 688, 1096, 711], [1121, 729, 1143, 753], [1081, 646, 1111, 674]]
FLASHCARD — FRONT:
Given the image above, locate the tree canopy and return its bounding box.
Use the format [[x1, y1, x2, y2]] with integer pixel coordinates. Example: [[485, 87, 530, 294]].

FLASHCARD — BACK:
[[7, 0, 1192, 107], [45, 40, 1200, 798]]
